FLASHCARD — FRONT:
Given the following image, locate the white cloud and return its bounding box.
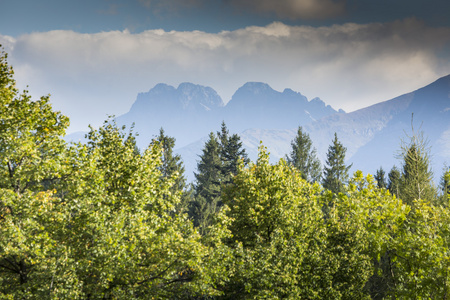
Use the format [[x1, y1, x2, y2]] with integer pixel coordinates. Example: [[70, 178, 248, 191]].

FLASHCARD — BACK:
[[1, 19, 450, 132], [226, 0, 346, 20]]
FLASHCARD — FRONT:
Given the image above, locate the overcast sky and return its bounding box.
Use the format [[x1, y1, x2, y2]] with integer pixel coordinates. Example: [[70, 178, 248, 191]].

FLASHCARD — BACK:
[[1, 0, 450, 133]]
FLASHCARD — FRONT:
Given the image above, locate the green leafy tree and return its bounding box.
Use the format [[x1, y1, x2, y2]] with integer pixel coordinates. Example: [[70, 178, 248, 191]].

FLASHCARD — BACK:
[[286, 126, 322, 183], [322, 133, 352, 194], [386, 199, 450, 298], [219, 146, 327, 298], [374, 167, 387, 189], [0, 47, 74, 298], [325, 171, 410, 300], [0, 49, 216, 298], [217, 147, 409, 299]]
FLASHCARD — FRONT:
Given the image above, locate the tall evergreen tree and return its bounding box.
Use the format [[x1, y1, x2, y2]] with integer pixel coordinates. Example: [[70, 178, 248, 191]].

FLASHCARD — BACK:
[[399, 129, 436, 205], [217, 121, 249, 185], [151, 128, 186, 187], [286, 126, 322, 183], [438, 166, 450, 206], [151, 128, 189, 212], [191, 132, 222, 234], [387, 166, 401, 198], [374, 167, 388, 189], [322, 133, 352, 194]]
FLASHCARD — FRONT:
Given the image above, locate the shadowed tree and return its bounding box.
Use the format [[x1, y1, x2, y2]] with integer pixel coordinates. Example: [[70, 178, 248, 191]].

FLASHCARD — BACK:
[[375, 167, 388, 189], [388, 166, 401, 198]]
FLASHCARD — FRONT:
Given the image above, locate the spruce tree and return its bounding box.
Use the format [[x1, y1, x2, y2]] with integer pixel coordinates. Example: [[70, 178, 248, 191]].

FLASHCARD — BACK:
[[374, 167, 387, 189], [151, 128, 188, 212], [399, 129, 436, 205], [286, 126, 321, 183], [438, 166, 450, 206], [322, 133, 352, 194], [218, 121, 249, 185], [191, 132, 222, 234], [387, 166, 401, 198]]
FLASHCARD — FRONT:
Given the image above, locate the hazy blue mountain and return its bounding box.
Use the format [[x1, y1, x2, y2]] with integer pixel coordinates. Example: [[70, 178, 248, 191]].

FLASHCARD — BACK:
[[223, 82, 337, 132], [113, 81, 338, 151], [115, 82, 225, 148]]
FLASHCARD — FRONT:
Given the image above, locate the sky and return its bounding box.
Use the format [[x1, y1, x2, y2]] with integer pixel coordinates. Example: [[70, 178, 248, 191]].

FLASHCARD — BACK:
[[1, 0, 450, 133]]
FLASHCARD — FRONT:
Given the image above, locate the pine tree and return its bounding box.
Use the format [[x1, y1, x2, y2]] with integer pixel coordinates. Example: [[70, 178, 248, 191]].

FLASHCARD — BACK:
[[217, 121, 249, 185], [374, 167, 387, 189], [151, 128, 188, 212], [286, 126, 322, 183], [322, 133, 352, 194], [438, 166, 450, 206], [191, 132, 223, 234], [399, 129, 436, 205], [387, 166, 401, 198]]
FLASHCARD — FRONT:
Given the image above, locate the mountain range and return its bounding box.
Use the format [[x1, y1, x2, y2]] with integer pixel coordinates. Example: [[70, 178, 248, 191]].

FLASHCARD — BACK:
[[67, 75, 450, 183]]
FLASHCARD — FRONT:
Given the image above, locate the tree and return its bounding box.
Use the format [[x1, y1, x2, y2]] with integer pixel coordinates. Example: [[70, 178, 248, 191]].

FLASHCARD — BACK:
[[191, 132, 223, 234], [374, 167, 387, 189], [0, 47, 74, 297], [439, 166, 450, 206], [387, 166, 401, 198], [0, 48, 215, 298], [150, 128, 189, 212], [322, 133, 352, 194], [219, 146, 328, 298], [218, 148, 409, 299], [286, 126, 322, 183], [217, 121, 249, 186], [398, 128, 436, 205]]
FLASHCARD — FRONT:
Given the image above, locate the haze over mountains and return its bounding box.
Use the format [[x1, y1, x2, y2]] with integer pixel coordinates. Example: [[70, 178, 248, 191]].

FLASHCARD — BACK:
[[115, 81, 339, 149], [68, 75, 450, 182]]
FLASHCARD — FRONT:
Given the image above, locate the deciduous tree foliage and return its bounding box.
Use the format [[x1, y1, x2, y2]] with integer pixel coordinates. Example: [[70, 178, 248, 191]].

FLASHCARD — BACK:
[[0, 49, 213, 299], [217, 148, 410, 299]]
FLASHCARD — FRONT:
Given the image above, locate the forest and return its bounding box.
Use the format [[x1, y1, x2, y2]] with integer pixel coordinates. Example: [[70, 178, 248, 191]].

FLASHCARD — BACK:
[[1, 47, 450, 299]]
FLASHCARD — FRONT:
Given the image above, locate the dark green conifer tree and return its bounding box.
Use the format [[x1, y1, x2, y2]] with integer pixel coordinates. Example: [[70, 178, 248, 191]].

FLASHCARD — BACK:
[[150, 128, 189, 212], [387, 166, 401, 198], [438, 166, 450, 206], [286, 126, 321, 183], [191, 132, 222, 234], [217, 121, 249, 185], [374, 167, 388, 189], [322, 133, 352, 194]]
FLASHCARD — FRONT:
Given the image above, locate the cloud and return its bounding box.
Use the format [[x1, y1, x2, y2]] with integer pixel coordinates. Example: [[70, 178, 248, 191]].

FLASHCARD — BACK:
[[1, 19, 450, 132], [226, 0, 346, 20]]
